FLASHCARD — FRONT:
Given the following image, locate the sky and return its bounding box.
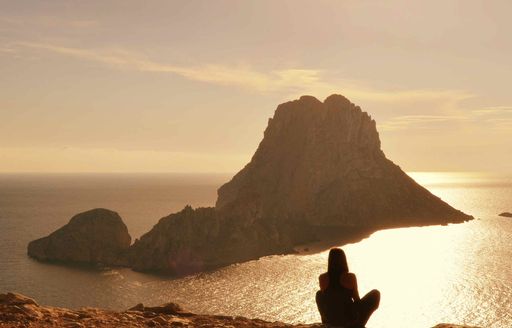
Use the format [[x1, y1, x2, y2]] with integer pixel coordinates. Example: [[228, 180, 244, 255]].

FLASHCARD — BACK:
[[1, 0, 511, 173]]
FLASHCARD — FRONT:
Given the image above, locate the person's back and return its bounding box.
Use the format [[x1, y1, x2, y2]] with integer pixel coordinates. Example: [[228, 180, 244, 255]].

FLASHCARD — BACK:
[[316, 272, 357, 326], [315, 248, 380, 328]]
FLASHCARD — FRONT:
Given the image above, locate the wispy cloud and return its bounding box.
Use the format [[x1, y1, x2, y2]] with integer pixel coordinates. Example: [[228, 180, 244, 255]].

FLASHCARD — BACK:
[[378, 114, 468, 131], [0, 45, 16, 54], [11, 41, 474, 104], [0, 15, 99, 29], [380, 105, 512, 131], [13, 41, 322, 93], [472, 106, 512, 115], [470, 106, 512, 131], [341, 87, 471, 103]]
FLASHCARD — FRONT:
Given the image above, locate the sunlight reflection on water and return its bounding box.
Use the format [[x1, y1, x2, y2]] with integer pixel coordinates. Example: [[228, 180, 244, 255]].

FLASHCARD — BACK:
[[146, 172, 511, 327], [135, 219, 509, 328]]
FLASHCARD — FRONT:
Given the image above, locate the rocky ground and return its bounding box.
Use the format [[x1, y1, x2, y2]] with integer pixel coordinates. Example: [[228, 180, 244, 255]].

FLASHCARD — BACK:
[[0, 292, 479, 328]]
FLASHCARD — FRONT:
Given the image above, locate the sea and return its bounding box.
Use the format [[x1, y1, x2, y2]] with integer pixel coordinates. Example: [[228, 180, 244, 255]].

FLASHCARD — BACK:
[[0, 172, 510, 328]]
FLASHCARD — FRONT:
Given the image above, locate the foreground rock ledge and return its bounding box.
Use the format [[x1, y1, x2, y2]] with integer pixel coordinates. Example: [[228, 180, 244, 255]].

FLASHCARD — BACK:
[[0, 292, 479, 328]]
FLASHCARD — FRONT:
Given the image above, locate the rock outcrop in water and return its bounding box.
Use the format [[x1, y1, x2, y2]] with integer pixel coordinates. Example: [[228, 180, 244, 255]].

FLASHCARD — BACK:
[[0, 292, 480, 328], [28, 94, 472, 273], [27, 208, 131, 265]]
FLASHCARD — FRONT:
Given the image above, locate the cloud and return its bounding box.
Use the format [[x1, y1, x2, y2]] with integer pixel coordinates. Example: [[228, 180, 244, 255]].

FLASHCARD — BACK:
[[472, 106, 512, 115], [378, 114, 468, 131], [0, 45, 16, 54], [13, 41, 322, 93], [380, 104, 512, 131], [340, 87, 471, 103], [11, 41, 473, 104], [472, 107, 512, 131], [0, 15, 99, 29]]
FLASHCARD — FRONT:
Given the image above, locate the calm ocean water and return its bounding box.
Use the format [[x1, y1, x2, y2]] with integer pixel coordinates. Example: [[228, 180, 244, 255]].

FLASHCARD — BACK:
[[0, 172, 511, 327]]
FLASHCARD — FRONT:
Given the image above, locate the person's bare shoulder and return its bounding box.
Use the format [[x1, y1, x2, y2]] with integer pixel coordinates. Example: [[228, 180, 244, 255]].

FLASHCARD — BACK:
[[319, 272, 329, 290]]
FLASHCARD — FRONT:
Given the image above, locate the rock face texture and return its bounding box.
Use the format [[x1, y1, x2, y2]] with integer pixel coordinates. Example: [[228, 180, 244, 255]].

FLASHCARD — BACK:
[[27, 208, 131, 265], [127, 94, 471, 273], [127, 205, 296, 275], [0, 292, 323, 328], [217, 95, 470, 229], [0, 292, 479, 328]]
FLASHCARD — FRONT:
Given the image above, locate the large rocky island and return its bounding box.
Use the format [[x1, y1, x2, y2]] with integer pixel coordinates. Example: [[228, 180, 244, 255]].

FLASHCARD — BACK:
[[28, 94, 472, 274]]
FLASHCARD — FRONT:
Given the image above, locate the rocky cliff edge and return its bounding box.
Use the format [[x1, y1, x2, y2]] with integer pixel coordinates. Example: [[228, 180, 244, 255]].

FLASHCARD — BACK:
[[0, 292, 480, 328]]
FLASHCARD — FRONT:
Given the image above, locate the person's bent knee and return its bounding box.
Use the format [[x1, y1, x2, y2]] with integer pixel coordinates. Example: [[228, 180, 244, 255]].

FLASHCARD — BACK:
[[315, 290, 328, 323], [315, 290, 323, 302], [370, 289, 381, 308], [315, 290, 325, 307]]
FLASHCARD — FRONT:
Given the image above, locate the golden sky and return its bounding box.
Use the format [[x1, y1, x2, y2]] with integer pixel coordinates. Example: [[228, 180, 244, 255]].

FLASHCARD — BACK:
[[1, 0, 511, 173]]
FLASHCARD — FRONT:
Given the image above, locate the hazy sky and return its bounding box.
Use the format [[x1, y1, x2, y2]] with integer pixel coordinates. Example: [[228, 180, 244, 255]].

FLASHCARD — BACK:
[[1, 0, 511, 173]]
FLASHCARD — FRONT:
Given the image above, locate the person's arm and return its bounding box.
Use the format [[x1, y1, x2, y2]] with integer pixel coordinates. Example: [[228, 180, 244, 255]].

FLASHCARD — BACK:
[[340, 273, 360, 301], [319, 273, 328, 291], [350, 273, 360, 301]]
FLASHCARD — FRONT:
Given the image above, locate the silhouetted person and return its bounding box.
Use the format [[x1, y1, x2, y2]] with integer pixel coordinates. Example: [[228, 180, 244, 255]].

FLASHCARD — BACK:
[[316, 248, 380, 327]]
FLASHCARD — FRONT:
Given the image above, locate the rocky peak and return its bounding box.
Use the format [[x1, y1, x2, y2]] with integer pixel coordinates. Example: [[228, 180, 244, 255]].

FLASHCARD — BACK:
[[216, 94, 469, 228], [266, 94, 381, 154], [215, 95, 383, 219]]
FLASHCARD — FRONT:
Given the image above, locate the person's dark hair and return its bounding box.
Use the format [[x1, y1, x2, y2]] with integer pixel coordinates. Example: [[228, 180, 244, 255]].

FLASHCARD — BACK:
[[327, 248, 349, 288]]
